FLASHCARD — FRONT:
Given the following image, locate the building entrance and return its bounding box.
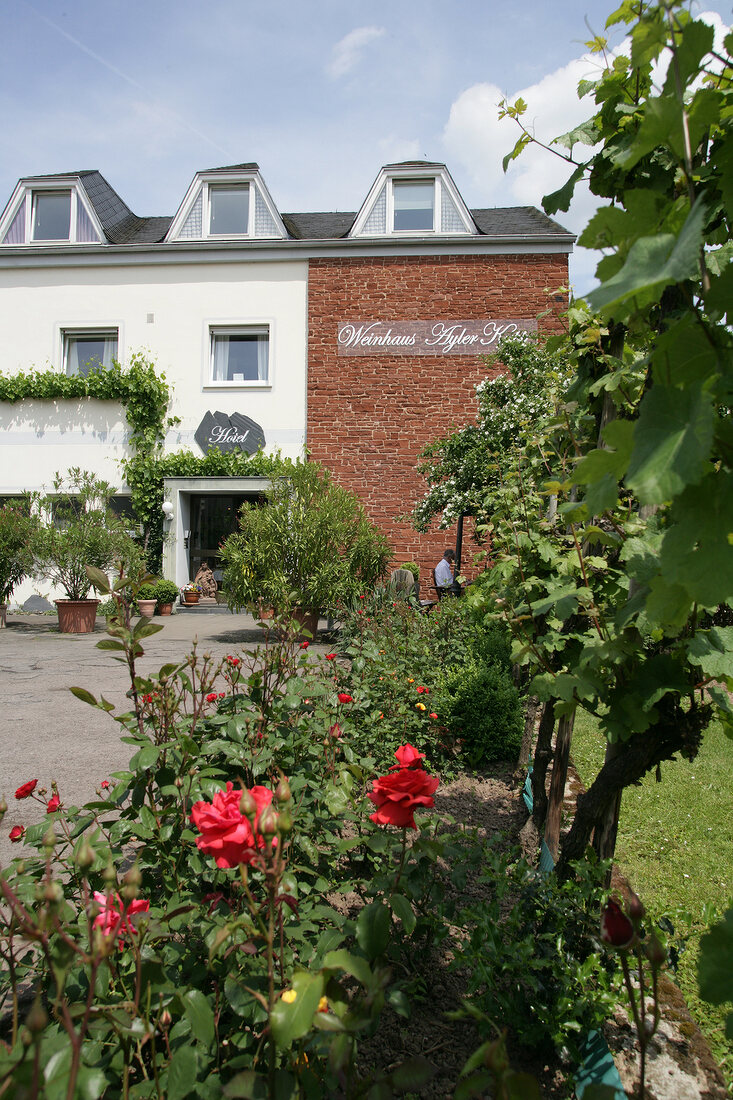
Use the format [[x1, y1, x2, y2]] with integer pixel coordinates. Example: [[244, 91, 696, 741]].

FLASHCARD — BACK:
[[188, 493, 263, 581]]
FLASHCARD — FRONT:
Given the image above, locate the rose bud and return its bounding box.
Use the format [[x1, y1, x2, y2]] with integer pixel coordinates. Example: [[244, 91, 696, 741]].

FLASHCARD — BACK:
[[643, 933, 666, 967], [627, 892, 645, 922], [0, 796, 8, 823], [259, 804, 279, 837], [240, 790, 257, 818], [600, 899, 635, 949], [275, 777, 291, 805], [75, 838, 96, 870], [277, 809, 293, 834], [26, 1000, 49, 1034], [121, 865, 142, 901]]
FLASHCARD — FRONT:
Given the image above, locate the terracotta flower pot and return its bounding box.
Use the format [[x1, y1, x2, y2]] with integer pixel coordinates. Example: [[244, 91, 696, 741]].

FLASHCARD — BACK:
[[137, 599, 157, 619], [183, 592, 200, 605], [55, 599, 100, 634], [158, 603, 173, 616]]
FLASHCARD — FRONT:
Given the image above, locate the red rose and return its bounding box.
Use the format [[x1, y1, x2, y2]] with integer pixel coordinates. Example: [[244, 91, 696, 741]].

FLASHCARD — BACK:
[[218, 692, 226, 699], [391, 744, 425, 770], [93, 891, 150, 946], [14, 780, 37, 800], [300, 641, 309, 649], [100, 780, 110, 789], [9, 825, 24, 842], [46, 795, 61, 814], [429, 712, 438, 720], [416, 685, 429, 694], [337, 693, 353, 704], [368, 745, 439, 830], [206, 693, 218, 703], [325, 653, 336, 661], [226, 656, 241, 667], [600, 899, 635, 948], [190, 782, 275, 868], [329, 722, 343, 740]]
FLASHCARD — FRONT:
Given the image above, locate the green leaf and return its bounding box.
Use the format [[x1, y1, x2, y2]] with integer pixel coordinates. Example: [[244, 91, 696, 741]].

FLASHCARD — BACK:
[[586, 196, 707, 315], [390, 1056, 435, 1090], [659, 473, 733, 606], [698, 909, 733, 1006], [389, 893, 417, 934], [269, 970, 325, 1048], [356, 900, 391, 960], [166, 1045, 198, 1100], [70, 686, 98, 706], [322, 948, 374, 987], [626, 382, 714, 504], [182, 988, 215, 1047], [686, 628, 733, 681], [85, 565, 111, 594], [542, 164, 586, 215]]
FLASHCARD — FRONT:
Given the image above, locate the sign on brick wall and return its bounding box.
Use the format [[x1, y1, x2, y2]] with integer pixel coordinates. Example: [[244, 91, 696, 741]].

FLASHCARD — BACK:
[[337, 318, 538, 356]]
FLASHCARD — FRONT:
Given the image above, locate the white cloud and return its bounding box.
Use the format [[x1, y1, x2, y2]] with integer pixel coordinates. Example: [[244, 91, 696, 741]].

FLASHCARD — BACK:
[[327, 26, 386, 79]]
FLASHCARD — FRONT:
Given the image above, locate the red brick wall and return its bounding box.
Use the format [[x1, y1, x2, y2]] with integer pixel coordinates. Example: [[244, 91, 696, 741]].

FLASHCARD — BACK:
[[306, 253, 568, 597]]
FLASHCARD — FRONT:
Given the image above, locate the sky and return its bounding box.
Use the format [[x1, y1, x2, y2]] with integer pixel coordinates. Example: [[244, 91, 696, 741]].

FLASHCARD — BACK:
[[0, 0, 730, 294]]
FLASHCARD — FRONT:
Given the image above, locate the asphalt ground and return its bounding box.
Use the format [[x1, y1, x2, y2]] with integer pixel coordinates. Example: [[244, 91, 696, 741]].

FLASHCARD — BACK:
[[0, 609, 331, 868]]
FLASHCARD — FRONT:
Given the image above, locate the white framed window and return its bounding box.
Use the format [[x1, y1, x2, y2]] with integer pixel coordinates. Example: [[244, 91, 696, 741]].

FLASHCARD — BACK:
[[210, 326, 269, 385], [63, 329, 118, 376], [392, 179, 435, 232], [208, 183, 250, 236], [32, 190, 72, 241]]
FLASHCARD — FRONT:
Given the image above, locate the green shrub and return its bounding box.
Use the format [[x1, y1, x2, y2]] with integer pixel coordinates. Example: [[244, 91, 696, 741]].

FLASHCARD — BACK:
[[154, 579, 180, 606], [400, 561, 420, 580], [440, 660, 522, 766], [136, 582, 158, 601]]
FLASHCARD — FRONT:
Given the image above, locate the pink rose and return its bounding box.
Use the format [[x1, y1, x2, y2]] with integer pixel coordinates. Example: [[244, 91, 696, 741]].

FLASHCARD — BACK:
[[93, 891, 150, 946], [190, 782, 275, 868]]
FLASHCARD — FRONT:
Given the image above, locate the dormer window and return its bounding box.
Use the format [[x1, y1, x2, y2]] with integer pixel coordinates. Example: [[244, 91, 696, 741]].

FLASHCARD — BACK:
[[393, 180, 434, 232], [0, 179, 102, 245], [33, 191, 71, 241], [209, 184, 250, 235], [166, 168, 287, 243], [350, 163, 476, 239]]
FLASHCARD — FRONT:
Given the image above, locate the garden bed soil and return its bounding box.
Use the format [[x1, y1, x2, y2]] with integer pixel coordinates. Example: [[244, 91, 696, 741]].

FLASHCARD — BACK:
[[358, 767, 729, 1099]]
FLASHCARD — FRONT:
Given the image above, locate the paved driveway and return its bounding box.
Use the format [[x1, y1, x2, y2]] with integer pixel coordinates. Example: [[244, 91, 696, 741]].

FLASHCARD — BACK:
[[0, 610, 328, 866]]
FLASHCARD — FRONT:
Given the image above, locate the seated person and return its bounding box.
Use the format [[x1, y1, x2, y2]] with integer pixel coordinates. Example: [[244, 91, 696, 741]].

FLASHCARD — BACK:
[[434, 549, 456, 597]]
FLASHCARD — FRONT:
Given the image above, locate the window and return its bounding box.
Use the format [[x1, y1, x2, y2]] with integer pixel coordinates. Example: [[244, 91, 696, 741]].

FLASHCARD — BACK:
[[393, 180, 434, 232], [210, 327, 269, 384], [32, 190, 72, 241], [209, 184, 250, 235], [63, 330, 118, 376]]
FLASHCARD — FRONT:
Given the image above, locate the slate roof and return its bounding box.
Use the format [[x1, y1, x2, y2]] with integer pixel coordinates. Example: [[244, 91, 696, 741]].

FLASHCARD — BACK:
[[8, 170, 573, 246]]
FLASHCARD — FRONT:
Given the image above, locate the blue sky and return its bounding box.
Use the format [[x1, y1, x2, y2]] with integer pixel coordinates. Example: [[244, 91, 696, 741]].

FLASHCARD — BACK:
[[1, 0, 730, 293]]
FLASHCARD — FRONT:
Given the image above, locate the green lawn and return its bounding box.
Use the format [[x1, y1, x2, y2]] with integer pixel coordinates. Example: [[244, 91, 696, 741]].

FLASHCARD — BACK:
[[570, 710, 733, 1090]]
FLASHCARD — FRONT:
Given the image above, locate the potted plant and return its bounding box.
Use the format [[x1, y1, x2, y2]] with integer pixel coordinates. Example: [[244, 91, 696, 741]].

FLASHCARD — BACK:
[[135, 581, 158, 618], [0, 500, 38, 627], [31, 468, 143, 633], [220, 461, 391, 635], [182, 582, 202, 605], [154, 579, 179, 616]]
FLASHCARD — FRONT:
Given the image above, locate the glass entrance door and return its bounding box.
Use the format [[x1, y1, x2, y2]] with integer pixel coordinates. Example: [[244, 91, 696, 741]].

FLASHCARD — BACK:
[[188, 494, 262, 586]]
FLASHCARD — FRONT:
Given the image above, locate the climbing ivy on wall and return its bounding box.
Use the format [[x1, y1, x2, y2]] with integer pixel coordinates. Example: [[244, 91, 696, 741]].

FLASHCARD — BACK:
[[0, 352, 174, 453], [0, 353, 292, 573]]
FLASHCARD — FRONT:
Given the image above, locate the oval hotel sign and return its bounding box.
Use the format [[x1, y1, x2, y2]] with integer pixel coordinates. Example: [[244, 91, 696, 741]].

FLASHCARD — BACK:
[[337, 318, 538, 356]]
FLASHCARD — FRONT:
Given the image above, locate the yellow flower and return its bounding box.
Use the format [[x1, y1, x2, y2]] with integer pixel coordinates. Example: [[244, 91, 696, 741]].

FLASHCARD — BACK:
[[415, 702, 426, 711], [317, 996, 329, 1013], [281, 989, 297, 1003], [407, 678, 415, 683]]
